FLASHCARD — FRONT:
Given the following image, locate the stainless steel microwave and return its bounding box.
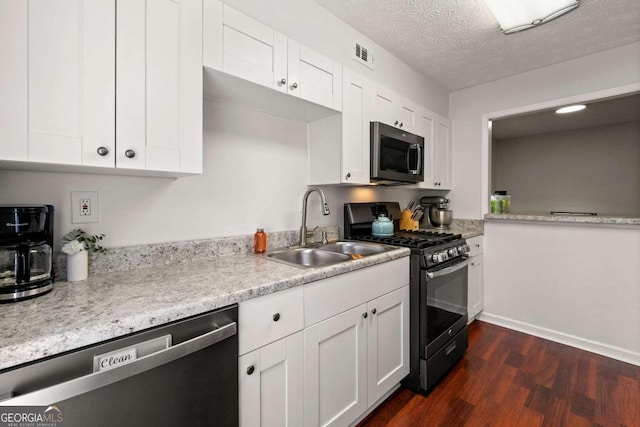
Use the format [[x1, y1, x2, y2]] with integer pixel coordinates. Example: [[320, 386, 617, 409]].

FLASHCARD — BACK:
[[370, 121, 424, 184]]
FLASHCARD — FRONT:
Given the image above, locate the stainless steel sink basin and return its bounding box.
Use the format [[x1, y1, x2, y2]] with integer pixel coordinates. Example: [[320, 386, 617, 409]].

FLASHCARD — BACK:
[[317, 241, 389, 256], [263, 240, 396, 269], [266, 247, 351, 269]]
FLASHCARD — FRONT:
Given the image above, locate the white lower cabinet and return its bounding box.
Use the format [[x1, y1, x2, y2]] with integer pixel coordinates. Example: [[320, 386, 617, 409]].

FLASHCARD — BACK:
[[467, 236, 484, 321], [239, 258, 410, 427], [303, 304, 368, 427], [239, 331, 304, 427], [367, 286, 410, 407]]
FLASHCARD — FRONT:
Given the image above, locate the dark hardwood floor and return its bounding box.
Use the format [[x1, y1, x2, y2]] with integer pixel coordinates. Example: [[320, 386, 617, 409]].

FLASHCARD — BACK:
[[358, 321, 640, 427]]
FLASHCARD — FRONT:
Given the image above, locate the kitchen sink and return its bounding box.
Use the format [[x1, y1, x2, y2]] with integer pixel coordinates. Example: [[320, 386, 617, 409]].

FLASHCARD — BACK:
[[317, 241, 388, 256], [266, 247, 351, 269], [263, 241, 394, 269]]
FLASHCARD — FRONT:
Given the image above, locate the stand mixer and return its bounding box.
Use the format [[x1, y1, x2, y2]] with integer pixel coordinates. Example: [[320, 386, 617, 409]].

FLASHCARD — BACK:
[[420, 196, 453, 229]]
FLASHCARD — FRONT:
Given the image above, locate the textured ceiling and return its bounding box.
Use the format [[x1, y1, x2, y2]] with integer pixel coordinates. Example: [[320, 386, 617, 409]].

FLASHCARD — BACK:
[[492, 93, 640, 139], [312, 0, 640, 91]]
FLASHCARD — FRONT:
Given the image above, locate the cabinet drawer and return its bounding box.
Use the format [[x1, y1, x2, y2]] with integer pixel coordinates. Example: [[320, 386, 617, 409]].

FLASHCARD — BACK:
[[239, 286, 303, 355], [304, 257, 409, 327], [467, 236, 483, 257]]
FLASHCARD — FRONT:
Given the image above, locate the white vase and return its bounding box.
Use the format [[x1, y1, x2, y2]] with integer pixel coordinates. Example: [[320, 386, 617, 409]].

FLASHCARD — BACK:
[[67, 250, 88, 282]]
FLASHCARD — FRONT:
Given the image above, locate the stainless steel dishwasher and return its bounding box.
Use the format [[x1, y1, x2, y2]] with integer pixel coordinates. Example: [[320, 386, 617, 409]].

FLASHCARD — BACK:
[[0, 304, 238, 427]]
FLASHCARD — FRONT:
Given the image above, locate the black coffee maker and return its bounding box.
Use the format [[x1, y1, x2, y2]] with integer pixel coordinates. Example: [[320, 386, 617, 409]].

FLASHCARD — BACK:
[[0, 205, 55, 302]]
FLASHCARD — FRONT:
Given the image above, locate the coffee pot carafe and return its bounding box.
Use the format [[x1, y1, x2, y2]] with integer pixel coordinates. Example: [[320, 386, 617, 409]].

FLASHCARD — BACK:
[[0, 205, 55, 302]]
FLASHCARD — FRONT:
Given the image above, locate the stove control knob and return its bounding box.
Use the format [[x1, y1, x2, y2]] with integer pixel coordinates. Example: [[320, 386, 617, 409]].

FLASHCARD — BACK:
[[437, 251, 448, 262], [448, 248, 458, 257], [458, 245, 469, 254], [430, 254, 439, 263]]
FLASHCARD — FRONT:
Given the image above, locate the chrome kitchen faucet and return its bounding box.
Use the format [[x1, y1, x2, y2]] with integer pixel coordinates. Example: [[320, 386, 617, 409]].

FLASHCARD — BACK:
[[300, 186, 330, 246]]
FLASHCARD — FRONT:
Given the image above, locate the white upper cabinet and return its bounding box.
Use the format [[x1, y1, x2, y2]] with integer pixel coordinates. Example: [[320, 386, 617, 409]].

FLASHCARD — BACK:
[[288, 41, 343, 111], [413, 108, 452, 190], [0, 0, 202, 175], [308, 68, 371, 185], [0, 0, 115, 167], [433, 114, 452, 189], [213, 4, 287, 89], [373, 84, 419, 134], [117, 0, 203, 174], [204, 1, 342, 113]]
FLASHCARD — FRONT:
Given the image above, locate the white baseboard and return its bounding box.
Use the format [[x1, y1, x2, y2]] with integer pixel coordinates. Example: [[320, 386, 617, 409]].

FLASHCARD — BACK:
[[478, 312, 640, 367]]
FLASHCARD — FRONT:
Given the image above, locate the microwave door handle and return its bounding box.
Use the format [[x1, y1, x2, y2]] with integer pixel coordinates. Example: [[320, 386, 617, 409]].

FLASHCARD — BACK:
[[407, 144, 421, 175]]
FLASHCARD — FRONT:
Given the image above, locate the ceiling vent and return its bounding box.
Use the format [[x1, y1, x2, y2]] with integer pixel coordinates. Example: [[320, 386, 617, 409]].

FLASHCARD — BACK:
[[353, 41, 374, 70]]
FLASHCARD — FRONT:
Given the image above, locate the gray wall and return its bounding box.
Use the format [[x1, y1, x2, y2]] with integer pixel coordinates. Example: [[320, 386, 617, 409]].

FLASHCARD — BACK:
[[492, 120, 640, 216]]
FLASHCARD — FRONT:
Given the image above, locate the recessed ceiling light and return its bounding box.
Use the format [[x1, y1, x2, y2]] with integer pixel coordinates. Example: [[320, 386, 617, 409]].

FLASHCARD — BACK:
[[555, 104, 586, 114], [485, 0, 580, 34]]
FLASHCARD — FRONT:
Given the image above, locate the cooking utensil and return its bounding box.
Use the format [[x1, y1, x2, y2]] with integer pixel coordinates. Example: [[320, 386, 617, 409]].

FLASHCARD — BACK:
[[406, 197, 417, 212]]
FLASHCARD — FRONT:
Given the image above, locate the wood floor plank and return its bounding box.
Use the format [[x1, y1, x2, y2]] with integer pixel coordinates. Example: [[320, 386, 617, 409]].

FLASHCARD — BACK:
[[358, 321, 640, 427]]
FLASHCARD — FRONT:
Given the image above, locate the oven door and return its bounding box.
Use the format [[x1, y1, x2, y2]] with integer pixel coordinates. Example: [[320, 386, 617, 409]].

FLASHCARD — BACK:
[[422, 257, 470, 359]]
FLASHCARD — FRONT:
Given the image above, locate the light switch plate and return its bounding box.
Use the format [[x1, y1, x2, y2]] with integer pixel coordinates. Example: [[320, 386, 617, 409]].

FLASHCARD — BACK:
[[71, 191, 99, 224]]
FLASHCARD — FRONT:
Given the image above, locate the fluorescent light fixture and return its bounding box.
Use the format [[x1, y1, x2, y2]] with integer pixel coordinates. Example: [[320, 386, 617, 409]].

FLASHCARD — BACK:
[[555, 104, 586, 114], [485, 0, 580, 34]]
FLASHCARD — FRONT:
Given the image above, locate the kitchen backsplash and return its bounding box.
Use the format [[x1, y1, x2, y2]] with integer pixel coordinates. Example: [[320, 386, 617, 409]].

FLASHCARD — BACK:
[[54, 226, 339, 281]]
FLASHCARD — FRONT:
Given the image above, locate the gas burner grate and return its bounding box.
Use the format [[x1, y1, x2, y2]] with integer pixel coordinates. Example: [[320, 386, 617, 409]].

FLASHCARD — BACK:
[[357, 232, 463, 250]]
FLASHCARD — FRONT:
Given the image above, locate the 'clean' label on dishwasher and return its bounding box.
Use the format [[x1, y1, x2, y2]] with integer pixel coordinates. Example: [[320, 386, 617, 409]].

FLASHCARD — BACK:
[[94, 347, 138, 372]]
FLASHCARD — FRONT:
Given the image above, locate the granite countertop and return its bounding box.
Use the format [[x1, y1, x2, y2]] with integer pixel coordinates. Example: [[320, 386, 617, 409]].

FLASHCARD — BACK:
[[419, 218, 484, 239], [0, 247, 409, 372], [484, 213, 640, 226]]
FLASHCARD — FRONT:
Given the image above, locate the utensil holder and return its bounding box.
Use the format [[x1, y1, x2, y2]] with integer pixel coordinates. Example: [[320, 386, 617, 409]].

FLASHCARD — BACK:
[[399, 209, 419, 231]]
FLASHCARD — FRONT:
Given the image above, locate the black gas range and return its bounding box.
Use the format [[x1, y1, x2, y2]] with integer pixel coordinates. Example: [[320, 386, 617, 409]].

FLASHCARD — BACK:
[[344, 202, 471, 393]]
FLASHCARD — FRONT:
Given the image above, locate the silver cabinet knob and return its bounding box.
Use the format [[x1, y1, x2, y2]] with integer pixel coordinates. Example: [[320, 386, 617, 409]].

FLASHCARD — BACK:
[[273, 313, 280, 322], [280, 78, 287, 85], [291, 82, 298, 89], [124, 149, 136, 159], [362, 312, 368, 319], [371, 308, 377, 315], [97, 146, 109, 156], [345, 172, 351, 179], [399, 122, 404, 128], [394, 120, 399, 126], [247, 365, 255, 375]]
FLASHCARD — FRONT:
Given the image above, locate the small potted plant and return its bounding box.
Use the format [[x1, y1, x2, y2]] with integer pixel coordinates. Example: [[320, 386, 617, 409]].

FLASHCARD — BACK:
[[61, 229, 106, 281]]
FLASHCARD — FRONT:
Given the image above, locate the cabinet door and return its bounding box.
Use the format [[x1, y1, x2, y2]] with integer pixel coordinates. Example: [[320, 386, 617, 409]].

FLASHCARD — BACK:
[[239, 332, 304, 427], [414, 108, 435, 189], [468, 254, 484, 321], [0, 1, 28, 161], [288, 42, 342, 111], [220, 5, 287, 91], [0, 0, 115, 166], [304, 304, 368, 427], [117, 0, 202, 173], [367, 286, 410, 406], [373, 85, 395, 126], [397, 97, 418, 134], [341, 68, 371, 185], [433, 115, 452, 189]]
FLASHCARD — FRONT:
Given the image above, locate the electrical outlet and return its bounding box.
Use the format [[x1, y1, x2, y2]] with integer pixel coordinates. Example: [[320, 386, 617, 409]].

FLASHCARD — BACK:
[[72, 191, 99, 224], [80, 199, 91, 216]]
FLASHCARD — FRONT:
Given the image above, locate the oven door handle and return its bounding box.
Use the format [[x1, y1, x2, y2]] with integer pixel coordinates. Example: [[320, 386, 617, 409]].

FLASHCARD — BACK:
[[1, 321, 237, 406], [426, 258, 471, 279]]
